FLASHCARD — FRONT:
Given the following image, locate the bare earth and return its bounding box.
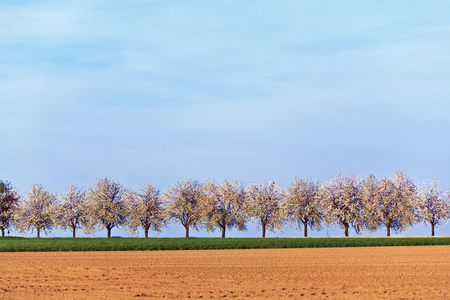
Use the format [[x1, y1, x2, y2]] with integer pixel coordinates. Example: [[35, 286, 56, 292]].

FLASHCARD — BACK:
[[1, 246, 449, 299]]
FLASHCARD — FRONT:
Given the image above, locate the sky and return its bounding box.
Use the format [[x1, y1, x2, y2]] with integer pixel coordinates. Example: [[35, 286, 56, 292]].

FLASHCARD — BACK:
[[1, 0, 450, 238]]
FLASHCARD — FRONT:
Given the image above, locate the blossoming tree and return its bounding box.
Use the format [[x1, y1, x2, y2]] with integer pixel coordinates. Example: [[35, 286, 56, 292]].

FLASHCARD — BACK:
[[84, 178, 127, 238], [164, 179, 205, 238], [0, 180, 20, 237], [125, 183, 166, 238], [417, 179, 450, 236], [363, 172, 417, 236], [15, 184, 56, 238], [203, 179, 247, 238], [320, 173, 364, 237], [246, 180, 285, 238], [285, 177, 322, 237], [54, 185, 86, 238]]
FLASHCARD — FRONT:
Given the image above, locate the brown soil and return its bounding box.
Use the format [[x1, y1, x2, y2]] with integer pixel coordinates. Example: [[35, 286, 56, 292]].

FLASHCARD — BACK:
[[1, 246, 449, 299]]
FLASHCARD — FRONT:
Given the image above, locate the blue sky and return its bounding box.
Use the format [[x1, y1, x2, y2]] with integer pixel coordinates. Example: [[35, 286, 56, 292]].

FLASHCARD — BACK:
[[2, 1, 450, 237]]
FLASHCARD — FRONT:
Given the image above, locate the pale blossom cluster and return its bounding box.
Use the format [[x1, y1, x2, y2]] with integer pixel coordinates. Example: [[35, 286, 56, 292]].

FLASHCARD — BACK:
[[0, 180, 20, 237], [14, 184, 56, 238], [203, 179, 247, 238], [125, 183, 166, 238], [1, 172, 450, 238]]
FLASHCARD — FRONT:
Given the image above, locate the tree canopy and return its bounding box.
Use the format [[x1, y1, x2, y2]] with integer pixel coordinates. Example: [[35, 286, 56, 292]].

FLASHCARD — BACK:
[[203, 179, 247, 238], [84, 178, 127, 238], [0, 180, 20, 237], [164, 179, 205, 238], [417, 179, 450, 236], [321, 173, 364, 237], [246, 180, 285, 238], [54, 185, 86, 238], [125, 183, 166, 238], [363, 172, 417, 236], [285, 177, 322, 237], [15, 184, 56, 238]]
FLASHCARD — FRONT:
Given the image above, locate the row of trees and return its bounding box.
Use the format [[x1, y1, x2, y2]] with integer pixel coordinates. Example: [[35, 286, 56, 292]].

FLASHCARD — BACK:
[[1, 172, 449, 238]]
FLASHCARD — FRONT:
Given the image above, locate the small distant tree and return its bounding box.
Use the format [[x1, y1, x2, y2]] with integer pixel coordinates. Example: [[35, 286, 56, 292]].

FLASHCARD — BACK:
[[164, 179, 205, 238], [417, 180, 450, 236], [363, 172, 417, 236], [54, 186, 86, 238], [125, 184, 166, 238], [203, 179, 247, 238], [320, 173, 364, 237], [246, 180, 285, 238], [15, 184, 56, 238], [0, 180, 20, 237], [285, 177, 322, 237], [84, 178, 127, 238]]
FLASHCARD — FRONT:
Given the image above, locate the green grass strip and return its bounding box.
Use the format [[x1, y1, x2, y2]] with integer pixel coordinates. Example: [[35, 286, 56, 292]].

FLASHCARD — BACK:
[[1, 237, 450, 252]]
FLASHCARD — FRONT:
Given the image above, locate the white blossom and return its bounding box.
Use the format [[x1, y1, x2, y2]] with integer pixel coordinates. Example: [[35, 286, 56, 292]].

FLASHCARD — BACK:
[[363, 172, 417, 236], [125, 183, 166, 238], [203, 179, 247, 238], [417, 179, 450, 236], [246, 180, 285, 238], [320, 173, 364, 237], [84, 178, 127, 238], [0, 180, 20, 237], [164, 180, 205, 238], [15, 184, 56, 238], [54, 185, 86, 238], [285, 177, 322, 237]]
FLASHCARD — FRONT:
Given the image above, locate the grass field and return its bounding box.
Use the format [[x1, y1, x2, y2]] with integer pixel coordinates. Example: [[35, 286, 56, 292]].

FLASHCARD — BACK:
[[1, 236, 450, 252]]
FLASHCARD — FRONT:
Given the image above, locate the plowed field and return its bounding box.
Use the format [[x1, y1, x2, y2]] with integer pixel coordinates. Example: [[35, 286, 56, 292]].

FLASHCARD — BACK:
[[1, 246, 449, 299]]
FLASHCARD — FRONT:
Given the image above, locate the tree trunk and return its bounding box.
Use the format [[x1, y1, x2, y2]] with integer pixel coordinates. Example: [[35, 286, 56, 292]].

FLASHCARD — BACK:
[[37, 228, 40, 238], [262, 224, 266, 238], [1, 227, 4, 237], [185, 226, 189, 238], [107, 227, 111, 238], [302, 220, 308, 237], [386, 224, 391, 237], [431, 223, 435, 237], [72, 225, 76, 238], [221, 226, 226, 238], [145, 228, 149, 238], [344, 223, 349, 237]]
